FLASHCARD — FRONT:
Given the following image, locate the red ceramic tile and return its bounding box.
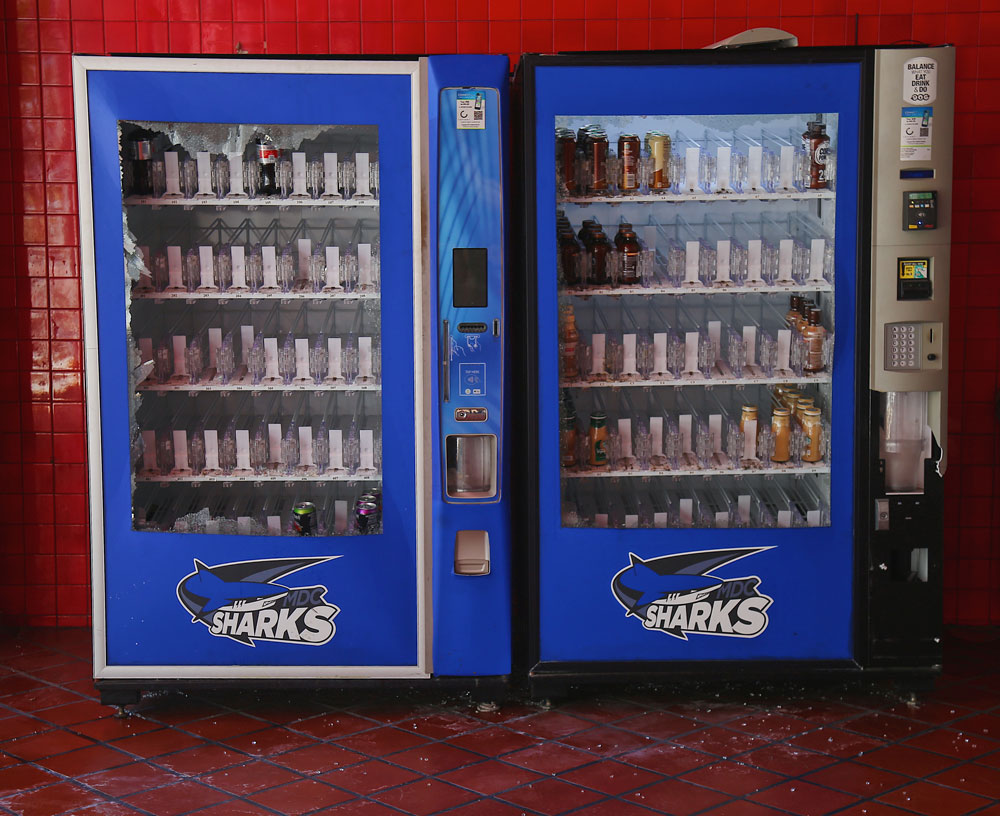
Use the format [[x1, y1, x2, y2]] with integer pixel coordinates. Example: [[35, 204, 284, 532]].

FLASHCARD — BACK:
[[250, 778, 354, 814], [700, 802, 799, 816], [180, 713, 267, 740], [123, 780, 232, 816], [502, 741, 595, 775], [615, 710, 701, 739], [508, 710, 595, 739], [673, 725, 769, 759], [862, 744, 962, 777], [558, 759, 662, 795], [679, 760, 785, 796], [35, 744, 134, 776], [929, 762, 1000, 798], [0, 764, 60, 797], [0, 714, 50, 741], [739, 743, 837, 776], [666, 701, 756, 725], [0, 780, 109, 815], [620, 742, 715, 775], [395, 712, 485, 740], [439, 759, 543, 795], [558, 724, 655, 757], [172, 802, 274, 816], [877, 780, 992, 815], [387, 741, 483, 774], [269, 742, 364, 775], [80, 762, 180, 797], [498, 777, 605, 815], [289, 711, 377, 739], [316, 801, 402, 816], [200, 761, 302, 796], [221, 726, 318, 757], [153, 743, 247, 776], [447, 725, 541, 757], [625, 777, 730, 814], [1, 727, 94, 760], [791, 726, 885, 759], [319, 758, 420, 795], [804, 760, 911, 796], [372, 778, 477, 816], [903, 728, 1000, 760], [749, 779, 859, 815], [727, 712, 814, 740], [832, 805, 916, 816]]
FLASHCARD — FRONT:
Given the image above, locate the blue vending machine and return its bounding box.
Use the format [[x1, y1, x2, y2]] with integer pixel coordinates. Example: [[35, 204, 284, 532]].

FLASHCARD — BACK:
[[515, 46, 955, 696], [73, 55, 511, 702]]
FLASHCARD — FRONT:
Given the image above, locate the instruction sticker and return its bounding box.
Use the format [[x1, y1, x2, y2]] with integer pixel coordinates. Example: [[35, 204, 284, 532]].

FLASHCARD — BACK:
[[903, 56, 937, 104], [900, 106, 932, 162], [456, 90, 486, 130]]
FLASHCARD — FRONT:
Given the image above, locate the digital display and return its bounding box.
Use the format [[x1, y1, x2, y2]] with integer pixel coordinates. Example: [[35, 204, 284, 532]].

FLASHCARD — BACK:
[[900, 168, 934, 179], [908, 192, 934, 200], [453, 248, 488, 308]]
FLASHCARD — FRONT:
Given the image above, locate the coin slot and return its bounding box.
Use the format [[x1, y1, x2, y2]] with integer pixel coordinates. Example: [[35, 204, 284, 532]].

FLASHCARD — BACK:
[[457, 322, 488, 334]]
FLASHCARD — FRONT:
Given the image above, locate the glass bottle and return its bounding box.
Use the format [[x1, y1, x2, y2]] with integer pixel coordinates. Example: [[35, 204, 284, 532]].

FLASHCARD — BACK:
[[559, 304, 580, 381], [620, 229, 641, 286], [739, 404, 758, 434], [801, 407, 824, 462], [802, 308, 826, 372], [771, 408, 791, 462], [802, 115, 831, 190], [588, 411, 608, 468], [248, 132, 280, 197]]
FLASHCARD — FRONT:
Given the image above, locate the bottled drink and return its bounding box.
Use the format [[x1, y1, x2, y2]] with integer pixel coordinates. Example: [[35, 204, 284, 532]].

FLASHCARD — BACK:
[[152, 249, 168, 292], [618, 227, 641, 286], [125, 128, 157, 196], [647, 131, 671, 190], [739, 404, 758, 434], [801, 407, 824, 462], [154, 338, 172, 383], [313, 420, 330, 473], [587, 127, 609, 193], [588, 412, 608, 468], [558, 228, 584, 286], [556, 127, 577, 193], [802, 115, 831, 189], [185, 336, 204, 385], [156, 430, 175, 474], [309, 247, 326, 292], [561, 412, 578, 468], [354, 499, 380, 534], [771, 408, 791, 462], [183, 247, 200, 293], [802, 308, 826, 372], [618, 133, 640, 193], [247, 243, 264, 291], [559, 304, 580, 381], [248, 133, 280, 196], [188, 427, 206, 475], [215, 244, 233, 291]]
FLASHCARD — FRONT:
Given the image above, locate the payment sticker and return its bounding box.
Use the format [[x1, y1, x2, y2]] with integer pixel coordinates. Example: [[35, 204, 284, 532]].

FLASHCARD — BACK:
[[459, 362, 486, 396], [457, 90, 486, 130]]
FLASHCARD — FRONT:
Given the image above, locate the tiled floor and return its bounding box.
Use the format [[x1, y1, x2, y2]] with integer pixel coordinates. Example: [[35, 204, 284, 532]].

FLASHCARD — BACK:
[[1, 630, 999, 816]]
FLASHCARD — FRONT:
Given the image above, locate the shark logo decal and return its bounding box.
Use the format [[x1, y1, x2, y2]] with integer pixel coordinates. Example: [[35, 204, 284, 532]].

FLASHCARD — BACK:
[[611, 547, 774, 640], [177, 557, 340, 646]]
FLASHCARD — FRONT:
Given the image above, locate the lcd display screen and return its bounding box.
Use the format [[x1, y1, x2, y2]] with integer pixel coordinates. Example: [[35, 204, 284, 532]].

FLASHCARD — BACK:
[[453, 248, 488, 308]]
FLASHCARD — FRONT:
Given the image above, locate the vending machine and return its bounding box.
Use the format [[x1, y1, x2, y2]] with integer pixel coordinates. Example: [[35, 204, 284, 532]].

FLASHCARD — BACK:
[[74, 55, 511, 703], [514, 46, 953, 696]]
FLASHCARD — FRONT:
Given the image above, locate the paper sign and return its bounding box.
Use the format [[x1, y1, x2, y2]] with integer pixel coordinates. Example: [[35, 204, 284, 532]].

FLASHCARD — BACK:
[[747, 239, 763, 283], [328, 337, 342, 380], [685, 241, 700, 283], [709, 414, 723, 454], [779, 144, 794, 189], [323, 152, 340, 196], [456, 91, 486, 130], [166, 245, 183, 290], [263, 337, 279, 380], [809, 238, 827, 281], [595, 514, 608, 528], [778, 510, 792, 528], [743, 325, 757, 366], [622, 334, 637, 376], [334, 500, 347, 533], [240, 325, 254, 365], [261, 246, 278, 289], [618, 418, 632, 459], [747, 144, 763, 190], [679, 414, 692, 453], [717, 146, 731, 190], [715, 511, 729, 528], [330, 429, 343, 470], [141, 430, 157, 471], [297, 238, 312, 277], [652, 333, 668, 374], [716, 240, 731, 282], [360, 429, 375, 470], [325, 246, 340, 288], [294, 337, 310, 381], [356, 152, 371, 195], [743, 418, 757, 460], [196, 151, 212, 196], [268, 423, 282, 463], [777, 239, 794, 283], [776, 329, 792, 372], [685, 146, 699, 191], [654, 512, 668, 528], [903, 56, 937, 104], [198, 246, 215, 289], [684, 331, 700, 374], [267, 516, 282, 535], [172, 335, 187, 377], [359, 243, 373, 287], [164, 151, 181, 196], [172, 430, 188, 471], [901, 106, 933, 161], [204, 429, 219, 471], [650, 416, 663, 456], [359, 336, 373, 379], [679, 498, 693, 526], [738, 494, 751, 524], [138, 337, 153, 363], [299, 425, 313, 466], [231, 245, 247, 288], [235, 429, 251, 471], [591, 333, 605, 375], [227, 153, 245, 196], [625, 515, 638, 529], [208, 327, 222, 368], [292, 152, 308, 196]]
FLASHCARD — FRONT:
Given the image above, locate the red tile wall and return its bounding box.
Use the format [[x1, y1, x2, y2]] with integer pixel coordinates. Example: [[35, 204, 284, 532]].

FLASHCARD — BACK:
[[0, 1, 996, 627]]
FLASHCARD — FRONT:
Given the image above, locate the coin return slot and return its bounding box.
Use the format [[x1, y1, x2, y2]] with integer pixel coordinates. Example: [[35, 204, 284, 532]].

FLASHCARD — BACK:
[[457, 322, 488, 334], [454, 530, 490, 575], [446, 434, 497, 499]]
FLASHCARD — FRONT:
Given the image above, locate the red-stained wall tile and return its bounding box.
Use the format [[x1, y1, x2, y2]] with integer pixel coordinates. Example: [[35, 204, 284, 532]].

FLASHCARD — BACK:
[[2, 3, 996, 629]]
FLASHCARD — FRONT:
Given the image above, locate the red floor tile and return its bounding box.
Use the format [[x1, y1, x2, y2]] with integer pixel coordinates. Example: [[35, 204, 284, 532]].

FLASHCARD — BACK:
[[1, 728, 94, 760], [396, 711, 486, 739], [833, 805, 915, 816], [679, 760, 786, 796], [951, 712, 1000, 738], [558, 724, 656, 756], [122, 779, 232, 815], [334, 725, 431, 757], [727, 712, 814, 740], [0, 780, 110, 816], [614, 710, 701, 739], [34, 744, 134, 776], [289, 711, 378, 739], [384, 741, 483, 774], [79, 761, 180, 797], [701, 802, 807, 816], [69, 716, 162, 742], [507, 710, 595, 739], [877, 779, 993, 815], [443, 800, 535, 816], [371, 778, 478, 815], [558, 758, 662, 795], [930, 761, 1000, 798], [557, 698, 649, 724], [268, 741, 365, 775], [672, 725, 770, 759], [152, 743, 248, 776], [666, 701, 757, 725], [200, 760, 303, 795], [0, 764, 60, 797], [33, 700, 111, 726], [902, 727, 1000, 760], [439, 759, 544, 795], [318, 801, 406, 816], [446, 725, 541, 756], [861, 743, 962, 776], [109, 727, 204, 758], [748, 779, 859, 815], [318, 758, 421, 795], [843, 712, 926, 741], [619, 742, 715, 775], [497, 777, 605, 815], [571, 800, 672, 816], [738, 743, 837, 776], [624, 777, 730, 814], [0, 714, 52, 741], [249, 777, 356, 814], [803, 760, 911, 796], [502, 741, 597, 774], [180, 712, 269, 740], [790, 726, 886, 759]]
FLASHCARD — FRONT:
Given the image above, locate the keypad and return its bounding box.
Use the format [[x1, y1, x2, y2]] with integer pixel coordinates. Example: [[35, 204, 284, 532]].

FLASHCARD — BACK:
[[884, 323, 922, 370]]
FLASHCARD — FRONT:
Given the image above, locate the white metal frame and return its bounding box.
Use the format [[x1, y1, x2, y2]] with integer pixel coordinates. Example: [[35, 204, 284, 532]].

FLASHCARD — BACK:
[[73, 55, 432, 680]]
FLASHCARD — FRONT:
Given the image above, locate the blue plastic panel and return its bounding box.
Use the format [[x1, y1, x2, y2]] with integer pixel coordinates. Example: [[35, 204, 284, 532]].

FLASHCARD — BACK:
[[534, 62, 861, 662], [428, 55, 512, 676], [88, 67, 419, 668]]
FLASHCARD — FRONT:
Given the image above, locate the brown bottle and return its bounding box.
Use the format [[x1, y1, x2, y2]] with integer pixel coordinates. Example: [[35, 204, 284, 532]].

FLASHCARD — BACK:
[[559, 229, 583, 286], [559, 304, 580, 381], [802, 308, 826, 373], [802, 116, 830, 190], [620, 229, 641, 286], [587, 225, 611, 287]]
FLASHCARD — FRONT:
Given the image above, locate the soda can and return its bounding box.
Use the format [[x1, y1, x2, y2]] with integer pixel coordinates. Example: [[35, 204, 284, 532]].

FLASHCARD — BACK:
[[355, 500, 380, 534], [292, 501, 317, 536]]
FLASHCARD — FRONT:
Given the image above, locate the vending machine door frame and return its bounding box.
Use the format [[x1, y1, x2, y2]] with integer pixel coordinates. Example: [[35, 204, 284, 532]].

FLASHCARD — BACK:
[[74, 56, 433, 682], [514, 47, 892, 693]]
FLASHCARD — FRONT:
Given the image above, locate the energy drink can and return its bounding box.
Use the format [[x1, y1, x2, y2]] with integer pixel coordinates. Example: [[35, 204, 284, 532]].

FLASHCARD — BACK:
[[292, 501, 317, 536]]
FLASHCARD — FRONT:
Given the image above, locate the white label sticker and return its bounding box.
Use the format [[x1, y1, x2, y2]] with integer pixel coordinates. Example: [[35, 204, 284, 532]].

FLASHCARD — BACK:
[[292, 152, 308, 196], [747, 144, 763, 189], [261, 246, 278, 289], [900, 106, 933, 161], [240, 325, 254, 365], [685, 146, 699, 190], [198, 246, 215, 288], [297, 238, 312, 277], [716, 239, 731, 282], [208, 327, 222, 368], [227, 153, 245, 196], [685, 241, 700, 283], [359, 336, 373, 379], [172, 430, 188, 471], [903, 56, 937, 104], [622, 333, 637, 376], [328, 337, 342, 380], [359, 243, 373, 287], [457, 91, 486, 130], [268, 423, 282, 463], [172, 335, 187, 377], [166, 245, 183, 290], [652, 332, 668, 375], [235, 429, 251, 471], [299, 425, 313, 466], [618, 418, 632, 459], [325, 246, 340, 288], [231, 245, 247, 288], [747, 239, 763, 283], [330, 429, 343, 470], [164, 151, 181, 196], [356, 152, 371, 195], [263, 337, 279, 380], [360, 429, 375, 470], [717, 146, 731, 190], [204, 429, 219, 471], [650, 416, 663, 455], [196, 151, 212, 195], [591, 333, 605, 375], [294, 337, 310, 381]]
